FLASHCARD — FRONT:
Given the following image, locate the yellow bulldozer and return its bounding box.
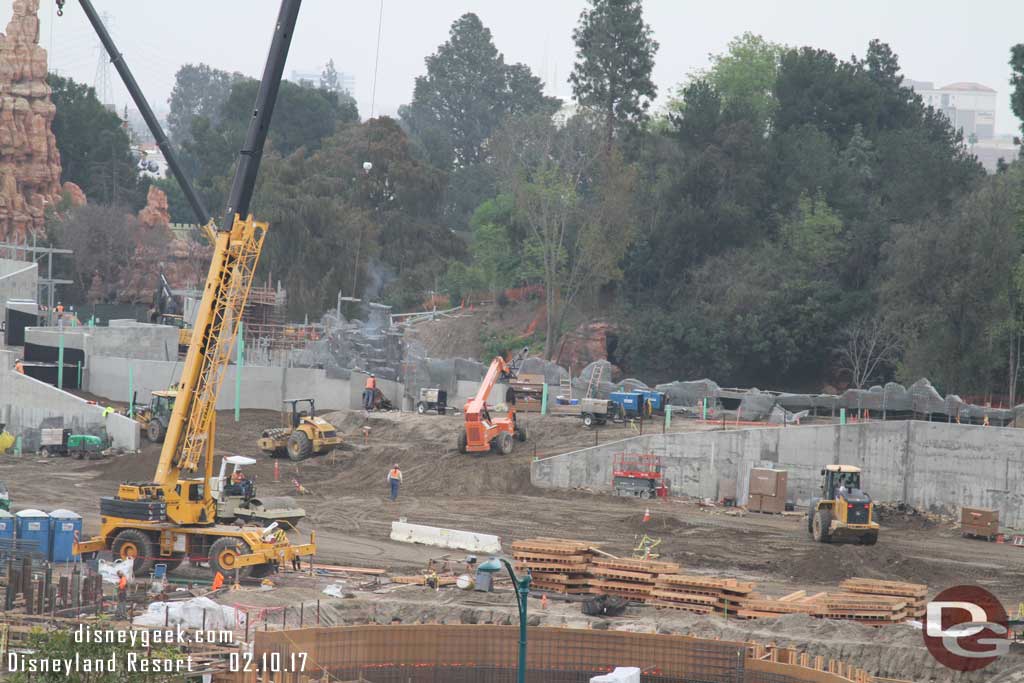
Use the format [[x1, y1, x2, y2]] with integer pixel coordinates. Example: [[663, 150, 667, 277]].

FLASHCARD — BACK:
[[258, 398, 342, 461], [808, 464, 880, 545]]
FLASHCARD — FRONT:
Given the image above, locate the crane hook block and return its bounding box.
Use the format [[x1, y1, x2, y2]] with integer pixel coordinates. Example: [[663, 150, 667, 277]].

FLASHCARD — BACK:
[[56, 0, 66, 17]]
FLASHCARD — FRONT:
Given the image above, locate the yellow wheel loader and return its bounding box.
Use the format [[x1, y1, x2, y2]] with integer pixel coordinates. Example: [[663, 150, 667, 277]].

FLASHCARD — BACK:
[[258, 398, 343, 461], [808, 465, 880, 545]]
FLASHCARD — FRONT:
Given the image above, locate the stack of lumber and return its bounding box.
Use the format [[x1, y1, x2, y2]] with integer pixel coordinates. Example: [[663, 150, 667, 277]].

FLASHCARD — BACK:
[[651, 574, 756, 615], [589, 557, 680, 603], [511, 538, 595, 594], [838, 578, 927, 619], [810, 592, 909, 624]]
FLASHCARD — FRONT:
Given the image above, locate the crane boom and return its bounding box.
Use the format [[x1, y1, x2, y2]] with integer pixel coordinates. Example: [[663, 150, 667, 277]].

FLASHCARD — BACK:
[[67, 0, 317, 578], [155, 0, 300, 493]]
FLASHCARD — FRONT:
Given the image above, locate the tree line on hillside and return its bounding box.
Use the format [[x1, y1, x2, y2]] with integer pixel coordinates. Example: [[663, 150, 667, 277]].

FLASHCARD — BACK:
[[43, 0, 1024, 401]]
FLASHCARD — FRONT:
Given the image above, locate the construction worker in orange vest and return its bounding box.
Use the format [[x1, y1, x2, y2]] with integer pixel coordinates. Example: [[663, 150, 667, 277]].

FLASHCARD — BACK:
[[115, 571, 128, 618], [387, 463, 402, 501], [363, 373, 376, 411]]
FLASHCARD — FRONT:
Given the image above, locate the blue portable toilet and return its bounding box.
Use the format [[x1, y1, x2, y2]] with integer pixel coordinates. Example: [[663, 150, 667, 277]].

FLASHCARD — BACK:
[[0, 510, 14, 541], [49, 509, 82, 562], [15, 509, 50, 559]]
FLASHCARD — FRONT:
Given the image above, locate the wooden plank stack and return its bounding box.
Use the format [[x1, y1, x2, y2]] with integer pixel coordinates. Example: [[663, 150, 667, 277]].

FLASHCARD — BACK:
[[651, 574, 756, 615], [508, 538, 927, 626], [838, 578, 927, 619], [511, 538, 595, 595], [589, 557, 680, 603]]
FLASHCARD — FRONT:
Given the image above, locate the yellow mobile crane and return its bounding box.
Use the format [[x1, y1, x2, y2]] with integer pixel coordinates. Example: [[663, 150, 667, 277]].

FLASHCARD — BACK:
[[65, 0, 314, 578]]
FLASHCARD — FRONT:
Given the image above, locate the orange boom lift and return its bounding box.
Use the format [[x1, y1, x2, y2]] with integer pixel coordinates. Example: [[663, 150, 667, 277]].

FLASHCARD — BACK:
[[458, 348, 529, 455]]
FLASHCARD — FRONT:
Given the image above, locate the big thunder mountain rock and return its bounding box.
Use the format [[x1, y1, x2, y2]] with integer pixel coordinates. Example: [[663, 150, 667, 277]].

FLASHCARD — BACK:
[[0, 0, 63, 243]]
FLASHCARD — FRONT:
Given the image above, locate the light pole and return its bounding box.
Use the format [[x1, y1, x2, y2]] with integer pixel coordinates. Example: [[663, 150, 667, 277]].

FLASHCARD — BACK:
[[478, 557, 531, 683]]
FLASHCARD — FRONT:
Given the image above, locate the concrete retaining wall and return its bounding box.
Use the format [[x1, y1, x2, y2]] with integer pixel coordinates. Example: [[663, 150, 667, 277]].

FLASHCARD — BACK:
[[25, 322, 178, 361], [0, 259, 36, 315], [86, 357, 509, 414], [531, 421, 1024, 527], [0, 350, 139, 451]]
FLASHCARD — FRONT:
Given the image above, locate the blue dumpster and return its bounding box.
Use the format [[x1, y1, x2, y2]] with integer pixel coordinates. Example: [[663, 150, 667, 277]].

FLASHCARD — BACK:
[[49, 509, 82, 562], [15, 509, 50, 558], [0, 510, 13, 540]]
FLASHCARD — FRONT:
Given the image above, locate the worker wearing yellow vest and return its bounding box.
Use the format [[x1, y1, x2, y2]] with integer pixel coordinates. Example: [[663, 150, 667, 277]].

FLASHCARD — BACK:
[[387, 463, 402, 501]]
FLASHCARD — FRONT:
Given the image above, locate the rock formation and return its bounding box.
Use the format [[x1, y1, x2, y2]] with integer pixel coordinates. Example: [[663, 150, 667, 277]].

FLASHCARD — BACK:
[[113, 186, 207, 303], [137, 185, 170, 228], [0, 0, 63, 243], [61, 180, 85, 207]]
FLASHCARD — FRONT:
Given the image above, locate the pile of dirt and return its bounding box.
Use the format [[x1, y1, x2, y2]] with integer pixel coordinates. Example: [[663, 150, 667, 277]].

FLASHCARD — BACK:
[[763, 541, 997, 589]]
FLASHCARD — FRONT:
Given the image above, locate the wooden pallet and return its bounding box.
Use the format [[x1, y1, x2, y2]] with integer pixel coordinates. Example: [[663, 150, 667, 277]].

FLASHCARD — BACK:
[[510, 539, 597, 555], [655, 574, 755, 595], [838, 578, 927, 598], [651, 600, 713, 614], [590, 567, 658, 582], [511, 551, 592, 564], [648, 590, 719, 606], [591, 557, 680, 574], [514, 561, 591, 574]]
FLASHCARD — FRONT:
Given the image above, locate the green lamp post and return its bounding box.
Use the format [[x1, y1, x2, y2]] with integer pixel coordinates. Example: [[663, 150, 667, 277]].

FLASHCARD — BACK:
[[479, 556, 531, 683]]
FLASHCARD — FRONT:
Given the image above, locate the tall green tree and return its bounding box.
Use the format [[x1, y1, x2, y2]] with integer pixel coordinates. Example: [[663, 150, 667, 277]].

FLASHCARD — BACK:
[[493, 114, 637, 358], [184, 77, 359, 217], [684, 32, 785, 134], [48, 74, 146, 208], [883, 175, 1018, 394], [254, 117, 460, 314], [401, 13, 560, 170], [570, 0, 659, 145], [1010, 44, 1024, 137], [166, 63, 242, 145]]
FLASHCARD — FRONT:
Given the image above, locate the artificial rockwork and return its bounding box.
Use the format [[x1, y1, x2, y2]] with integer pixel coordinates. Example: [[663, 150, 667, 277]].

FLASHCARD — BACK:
[[0, 0, 63, 243]]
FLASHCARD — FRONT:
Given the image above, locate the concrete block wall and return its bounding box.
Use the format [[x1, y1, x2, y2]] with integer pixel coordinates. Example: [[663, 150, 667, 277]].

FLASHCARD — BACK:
[[0, 350, 139, 450], [531, 421, 1024, 527]]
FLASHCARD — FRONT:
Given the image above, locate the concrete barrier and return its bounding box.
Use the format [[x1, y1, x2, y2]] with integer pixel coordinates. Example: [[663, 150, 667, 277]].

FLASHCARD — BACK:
[[531, 420, 1024, 527], [390, 521, 502, 553]]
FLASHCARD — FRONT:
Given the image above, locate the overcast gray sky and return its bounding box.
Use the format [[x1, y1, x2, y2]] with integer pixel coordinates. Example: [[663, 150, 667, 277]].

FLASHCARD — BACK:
[[9, 1, 1024, 135]]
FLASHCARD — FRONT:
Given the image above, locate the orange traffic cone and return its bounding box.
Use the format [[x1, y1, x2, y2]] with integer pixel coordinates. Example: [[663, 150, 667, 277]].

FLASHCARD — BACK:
[[642, 508, 651, 523], [274, 460, 280, 482]]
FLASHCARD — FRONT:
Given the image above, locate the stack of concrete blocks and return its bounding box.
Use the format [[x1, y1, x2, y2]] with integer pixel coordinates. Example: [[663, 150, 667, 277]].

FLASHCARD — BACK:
[[747, 468, 788, 514]]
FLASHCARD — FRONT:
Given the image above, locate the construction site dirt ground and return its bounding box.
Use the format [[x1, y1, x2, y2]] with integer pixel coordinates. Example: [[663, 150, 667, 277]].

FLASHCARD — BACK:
[[2, 408, 1023, 680]]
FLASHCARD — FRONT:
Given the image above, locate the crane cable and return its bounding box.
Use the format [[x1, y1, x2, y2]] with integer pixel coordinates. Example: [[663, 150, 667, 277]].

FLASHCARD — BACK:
[[368, 0, 384, 121]]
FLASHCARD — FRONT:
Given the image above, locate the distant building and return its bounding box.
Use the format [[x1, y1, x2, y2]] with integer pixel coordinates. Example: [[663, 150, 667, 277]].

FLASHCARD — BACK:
[[289, 68, 355, 95], [906, 80, 997, 139], [552, 102, 578, 128]]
